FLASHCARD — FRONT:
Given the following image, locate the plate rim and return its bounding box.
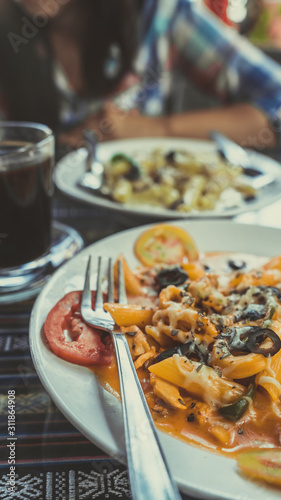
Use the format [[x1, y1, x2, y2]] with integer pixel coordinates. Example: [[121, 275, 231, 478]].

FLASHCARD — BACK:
[[29, 220, 281, 500]]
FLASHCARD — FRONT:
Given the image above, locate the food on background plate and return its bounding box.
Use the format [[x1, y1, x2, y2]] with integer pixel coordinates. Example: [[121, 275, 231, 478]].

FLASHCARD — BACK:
[[100, 149, 256, 212], [44, 224, 281, 489]]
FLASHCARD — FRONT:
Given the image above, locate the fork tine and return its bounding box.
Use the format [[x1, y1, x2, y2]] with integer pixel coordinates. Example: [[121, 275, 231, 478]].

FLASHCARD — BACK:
[[95, 256, 104, 310], [118, 259, 127, 305], [82, 256, 92, 310], [107, 258, 114, 303]]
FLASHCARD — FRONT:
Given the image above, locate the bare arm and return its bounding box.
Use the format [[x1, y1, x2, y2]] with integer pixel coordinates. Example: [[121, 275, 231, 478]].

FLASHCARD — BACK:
[[163, 103, 277, 149], [58, 101, 276, 149], [133, 1, 281, 150]]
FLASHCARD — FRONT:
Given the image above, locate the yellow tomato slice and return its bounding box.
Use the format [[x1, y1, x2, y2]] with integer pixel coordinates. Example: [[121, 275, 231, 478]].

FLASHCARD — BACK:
[[134, 224, 199, 267], [237, 449, 281, 488]]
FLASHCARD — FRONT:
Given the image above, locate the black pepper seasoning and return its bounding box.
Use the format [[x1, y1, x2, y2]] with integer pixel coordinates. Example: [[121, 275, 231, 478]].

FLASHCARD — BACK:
[[187, 413, 195, 422]]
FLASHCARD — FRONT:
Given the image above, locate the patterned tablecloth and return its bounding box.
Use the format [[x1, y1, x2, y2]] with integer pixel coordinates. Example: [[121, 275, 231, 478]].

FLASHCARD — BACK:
[[0, 187, 199, 500], [0, 299, 132, 500]]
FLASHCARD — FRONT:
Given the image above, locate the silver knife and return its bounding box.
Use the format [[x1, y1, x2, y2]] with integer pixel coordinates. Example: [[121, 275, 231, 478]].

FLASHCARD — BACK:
[[210, 130, 275, 188]]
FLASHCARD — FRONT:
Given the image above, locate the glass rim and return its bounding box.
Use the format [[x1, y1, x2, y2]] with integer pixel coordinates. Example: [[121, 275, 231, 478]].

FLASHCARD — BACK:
[[0, 121, 54, 159]]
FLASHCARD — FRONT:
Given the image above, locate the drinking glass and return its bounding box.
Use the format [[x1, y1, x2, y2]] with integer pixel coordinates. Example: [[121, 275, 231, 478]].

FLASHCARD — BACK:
[[0, 121, 54, 269], [0, 121, 84, 303]]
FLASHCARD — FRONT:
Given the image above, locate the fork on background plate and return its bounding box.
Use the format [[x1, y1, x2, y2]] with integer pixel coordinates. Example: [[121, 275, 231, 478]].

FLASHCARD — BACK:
[[210, 130, 275, 189], [81, 256, 182, 500]]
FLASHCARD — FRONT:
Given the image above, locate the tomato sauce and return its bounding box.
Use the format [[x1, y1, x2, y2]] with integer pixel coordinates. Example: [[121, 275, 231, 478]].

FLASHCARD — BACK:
[[92, 354, 281, 459], [90, 252, 281, 459]]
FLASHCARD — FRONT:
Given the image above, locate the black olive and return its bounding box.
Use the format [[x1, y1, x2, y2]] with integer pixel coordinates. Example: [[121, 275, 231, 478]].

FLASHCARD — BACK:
[[268, 287, 281, 302], [245, 328, 281, 357], [227, 326, 281, 357], [156, 345, 181, 362], [151, 171, 162, 184], [124, 161, 141, 181], [156, 266, 188, 291], [169, 199, 184, 210], [256, 285, 281, 302], [228, 259, 246, 271], [156, 341, 207, 363], [237, 304, 267, 322], [165, 151, 176, 163], [243, 167, 262, 177], [244, 195, 256, 202]]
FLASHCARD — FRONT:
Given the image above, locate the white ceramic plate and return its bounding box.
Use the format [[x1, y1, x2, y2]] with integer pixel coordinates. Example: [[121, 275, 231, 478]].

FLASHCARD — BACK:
[[30, 220, 281, 500], [54, 137, 281, 219]]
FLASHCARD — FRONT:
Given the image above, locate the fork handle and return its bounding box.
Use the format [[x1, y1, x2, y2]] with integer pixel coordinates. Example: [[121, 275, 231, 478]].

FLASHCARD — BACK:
[[112, 334, 182, 500]]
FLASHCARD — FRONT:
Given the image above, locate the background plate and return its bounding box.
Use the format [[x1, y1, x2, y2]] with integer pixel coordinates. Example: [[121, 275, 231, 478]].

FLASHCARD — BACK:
[[54, 137, 281, 219], [30, 220, 281, 500]]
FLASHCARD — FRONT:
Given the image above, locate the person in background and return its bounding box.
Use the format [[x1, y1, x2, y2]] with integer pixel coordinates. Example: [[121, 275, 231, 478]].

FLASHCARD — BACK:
[[203, 0, 232, 26], [248, 0, 281, 50], [1, 0, 281, 152], [0, 0, 136, 138], [203, 0, 263, 34]]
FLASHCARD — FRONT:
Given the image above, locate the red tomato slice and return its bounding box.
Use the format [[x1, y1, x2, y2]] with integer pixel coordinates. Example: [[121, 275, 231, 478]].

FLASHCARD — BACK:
[[44, 291, 113, 366], [134, 224, 199, 267]]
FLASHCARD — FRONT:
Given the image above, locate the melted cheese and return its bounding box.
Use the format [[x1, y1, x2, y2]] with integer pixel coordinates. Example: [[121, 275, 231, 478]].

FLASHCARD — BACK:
[[173, 354, 243, 407], [91, 251, 281, 457]]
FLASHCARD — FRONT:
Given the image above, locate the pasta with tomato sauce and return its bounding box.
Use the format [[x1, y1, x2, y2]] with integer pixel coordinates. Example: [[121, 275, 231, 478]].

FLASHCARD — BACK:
[[44, 225, 281, 487], [99, 251, 281, 457]]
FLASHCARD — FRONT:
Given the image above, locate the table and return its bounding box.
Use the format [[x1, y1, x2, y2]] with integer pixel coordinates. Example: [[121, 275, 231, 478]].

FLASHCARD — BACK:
[[1, 163, 281, 499], [0, 184, 199, 500]]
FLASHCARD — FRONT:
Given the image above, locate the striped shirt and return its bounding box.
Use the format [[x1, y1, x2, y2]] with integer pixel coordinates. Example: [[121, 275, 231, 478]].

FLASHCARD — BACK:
[[1, 0, 281, 139], [135, 0, 281, 136]]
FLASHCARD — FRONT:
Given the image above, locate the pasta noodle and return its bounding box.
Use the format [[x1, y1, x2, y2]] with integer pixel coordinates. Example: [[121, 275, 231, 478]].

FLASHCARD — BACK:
[[45, 226, 281, 464], [149, 354, 245, 406], [113, 255, 144, 296], [104, 303, 155, 328], [101, 148, 256, 213], [96, 244, 281, 458]]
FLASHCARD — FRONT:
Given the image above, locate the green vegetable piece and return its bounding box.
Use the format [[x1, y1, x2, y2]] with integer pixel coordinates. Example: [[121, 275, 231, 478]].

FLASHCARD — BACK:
[[110, 153, 141, 181], [219, 382, 255, 421], [110, 153, 131, 164]]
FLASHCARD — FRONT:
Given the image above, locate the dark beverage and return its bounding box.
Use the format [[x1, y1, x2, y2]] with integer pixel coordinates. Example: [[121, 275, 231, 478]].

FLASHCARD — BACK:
[[0, 141, 53, 268]]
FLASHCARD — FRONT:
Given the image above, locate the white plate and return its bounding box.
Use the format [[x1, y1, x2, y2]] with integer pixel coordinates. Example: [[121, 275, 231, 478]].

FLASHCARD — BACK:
[[30, 220, 281, 500], [54, 137, 281, 219]]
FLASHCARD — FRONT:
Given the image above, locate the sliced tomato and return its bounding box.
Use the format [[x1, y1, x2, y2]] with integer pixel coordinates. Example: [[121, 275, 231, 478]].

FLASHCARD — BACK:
[[44, 291, 113, 366], [237, 449, 281, 488], [134, 224, 199, 267]]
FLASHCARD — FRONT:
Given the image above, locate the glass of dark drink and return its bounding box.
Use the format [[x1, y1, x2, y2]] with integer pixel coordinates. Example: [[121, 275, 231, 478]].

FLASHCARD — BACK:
[[0, 121, 84, 304], [0, 122, 55, 290]]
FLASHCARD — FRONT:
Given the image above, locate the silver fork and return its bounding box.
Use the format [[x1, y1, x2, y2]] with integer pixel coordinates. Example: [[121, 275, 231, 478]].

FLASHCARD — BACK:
[[81, 256, 182, 500]]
